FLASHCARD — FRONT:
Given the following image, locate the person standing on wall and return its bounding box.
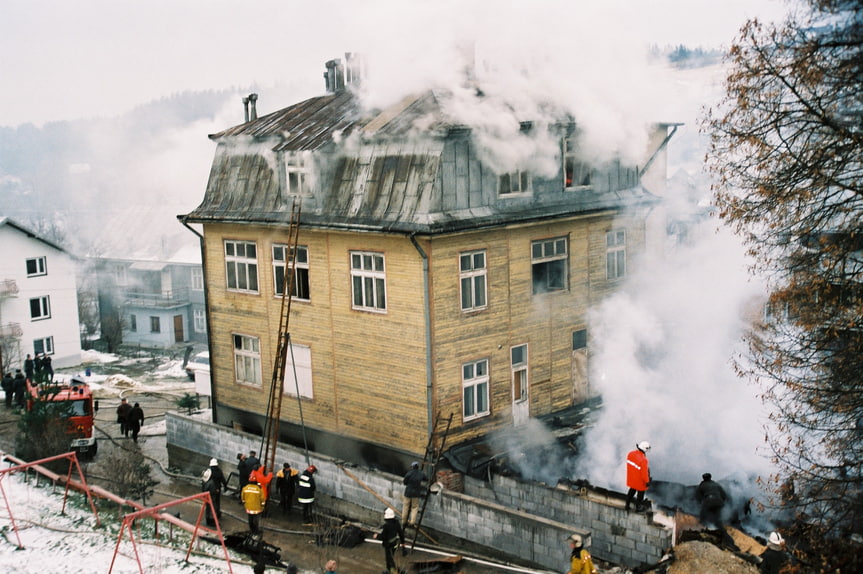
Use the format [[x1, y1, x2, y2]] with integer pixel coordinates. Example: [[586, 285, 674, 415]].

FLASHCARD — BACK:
[[296, 465, 317, 524], [566, 533, 597, 574], [116, 398, 131, 437], [374, 507, 405, 574], [402, 461, 426, 528], [42, 354, 53, 382], [695, 472, 728, 528], [625, 441, 651, 512], [127, 402, 145, 443]]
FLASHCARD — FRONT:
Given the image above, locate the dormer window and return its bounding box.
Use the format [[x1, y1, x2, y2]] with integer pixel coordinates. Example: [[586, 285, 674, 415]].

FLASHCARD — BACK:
[[285, 152, 310, 195], [499, 170, 531, 195], [563, 138, 591, 190]]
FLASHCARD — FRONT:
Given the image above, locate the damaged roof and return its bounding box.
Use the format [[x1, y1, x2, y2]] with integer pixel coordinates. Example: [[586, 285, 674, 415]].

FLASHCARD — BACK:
[[184, 88, 660, 235]]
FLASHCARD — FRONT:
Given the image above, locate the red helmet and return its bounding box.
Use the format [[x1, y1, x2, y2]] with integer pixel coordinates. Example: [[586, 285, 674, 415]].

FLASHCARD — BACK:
[[308, 465, 317, 473]]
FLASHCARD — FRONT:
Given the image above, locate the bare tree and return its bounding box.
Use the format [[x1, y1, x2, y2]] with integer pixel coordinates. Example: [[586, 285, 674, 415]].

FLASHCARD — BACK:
[[705, 0, 863, 543]]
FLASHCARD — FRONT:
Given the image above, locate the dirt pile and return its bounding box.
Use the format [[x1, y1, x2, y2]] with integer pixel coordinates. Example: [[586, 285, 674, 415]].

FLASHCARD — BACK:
[[664, 541, 759, 574]]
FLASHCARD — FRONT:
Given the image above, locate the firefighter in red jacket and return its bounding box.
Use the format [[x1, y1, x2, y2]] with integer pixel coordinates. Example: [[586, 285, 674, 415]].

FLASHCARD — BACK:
[[625, 441, 651, 512]]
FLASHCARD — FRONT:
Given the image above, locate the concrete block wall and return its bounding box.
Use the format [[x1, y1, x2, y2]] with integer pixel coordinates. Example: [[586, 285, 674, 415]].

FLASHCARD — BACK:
[[463, 474, 673, 567], [167, 413, 668, 569]]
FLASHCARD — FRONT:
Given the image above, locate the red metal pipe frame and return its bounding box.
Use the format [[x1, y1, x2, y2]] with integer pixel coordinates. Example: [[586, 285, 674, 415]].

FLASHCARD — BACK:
[[108, 491, 233, 574], [0, 451, 100, 549]]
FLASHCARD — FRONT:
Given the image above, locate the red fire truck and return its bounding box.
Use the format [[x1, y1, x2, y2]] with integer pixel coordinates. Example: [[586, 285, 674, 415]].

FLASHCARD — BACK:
[[28, 376, 99, 458]]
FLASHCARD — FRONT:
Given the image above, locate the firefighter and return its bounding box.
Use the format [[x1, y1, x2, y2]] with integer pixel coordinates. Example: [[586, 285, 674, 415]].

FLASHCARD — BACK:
[[374, 507, 404, 574], [625, 441, 651, 512], [695, 472, 728, 527], [566, 533, 597, 574], [402, 461, 426, 528], [13, 369, 27, 409], [241, 479, 265, 533], [249, 464, 274, 506], [760, 531, 792, 574], [297, 465, 317, 524]]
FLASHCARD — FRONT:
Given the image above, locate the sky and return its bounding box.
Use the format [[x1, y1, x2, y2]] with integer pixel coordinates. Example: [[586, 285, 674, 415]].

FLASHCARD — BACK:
[[0, 0, 794, 128]]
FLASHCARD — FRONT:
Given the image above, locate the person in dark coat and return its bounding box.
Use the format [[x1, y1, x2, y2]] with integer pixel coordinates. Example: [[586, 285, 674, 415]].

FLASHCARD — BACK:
[[23, 354, 34, 381], [116, 398, 132, 437], [42, 355, 53, 382], [695, 472, 728, 527], [204, 457, 228, 523], [1, 372, 13, 408], [297, 465, 317, 523], [402, 461, 426, 527], [275, 462, 298, 514], [127, 402, 145, 442], [374, 507, 405, 574], [236, 452, 251, 493], [245, 450, 260, 473], [13, 370, 28, 409]]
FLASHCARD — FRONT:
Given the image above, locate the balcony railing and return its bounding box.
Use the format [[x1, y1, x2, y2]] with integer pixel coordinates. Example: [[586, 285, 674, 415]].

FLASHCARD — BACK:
[[124, 287, 191, 308], [0, 322, 23, 339], [0, 279, 18, 298]]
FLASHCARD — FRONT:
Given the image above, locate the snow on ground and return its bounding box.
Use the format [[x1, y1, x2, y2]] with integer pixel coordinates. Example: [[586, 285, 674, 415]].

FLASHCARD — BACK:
[[0, 470, 263, 573]]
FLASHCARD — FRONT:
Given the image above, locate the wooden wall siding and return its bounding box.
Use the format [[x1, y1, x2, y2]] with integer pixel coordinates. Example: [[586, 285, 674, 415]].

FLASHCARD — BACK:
[[423, 215, 617, 447], [204, 223, 431, 455]]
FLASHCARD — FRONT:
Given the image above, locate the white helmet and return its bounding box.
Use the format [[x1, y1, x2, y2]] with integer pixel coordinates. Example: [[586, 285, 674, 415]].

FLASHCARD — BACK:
[[637, 441, 651, 452], [209, 458, 218, 466], [768, 531, 784, 547], [384, 508, 396, 520], [568, 533, 583, 546]]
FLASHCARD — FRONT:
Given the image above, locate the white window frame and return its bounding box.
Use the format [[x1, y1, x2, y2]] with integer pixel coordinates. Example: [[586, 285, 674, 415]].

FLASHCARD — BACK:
[[459, 249, 487, 312], [26, 256, 47, 277], [113, 264, 128, 286], [285, 151, 310, 195], [606, 229, 626, 280], [273, 244, 310, 301], [462, 358, 490, 421], [283, 343, 313, 399], [191, 267, 204, 291], [511, 344, 528, 403], [531, 237, 568, 294], [30, 296, 51, 320], [350, 251, 386, 312], [225, 240, 259, 293], [193, 309, 206, 333], [233, 333, 262, 386], [498, 170, 531, 195], [149, 316, 161, 333], [129, 314, 137, 332], [563, 137, 591, 190], [34, 336, 54, 355]]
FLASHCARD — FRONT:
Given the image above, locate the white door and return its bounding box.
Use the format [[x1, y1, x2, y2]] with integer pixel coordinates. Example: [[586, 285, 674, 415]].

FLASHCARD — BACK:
[[511, 344, 529, 425]]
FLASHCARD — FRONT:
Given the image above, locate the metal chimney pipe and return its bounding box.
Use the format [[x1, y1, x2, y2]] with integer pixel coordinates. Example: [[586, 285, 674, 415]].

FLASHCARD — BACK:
[[242, 97, 250, 123], [249, 93, 258, 121]]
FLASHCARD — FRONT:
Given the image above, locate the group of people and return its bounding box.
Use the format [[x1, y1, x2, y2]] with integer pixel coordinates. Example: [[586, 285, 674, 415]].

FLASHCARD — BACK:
[[1, 369, 30, 409], [623, 441, 793, 574], [1, 354, 56, 410], [23, 352, 53, 384], [234, 449, 317, 533], [115, 398, 145, 442]]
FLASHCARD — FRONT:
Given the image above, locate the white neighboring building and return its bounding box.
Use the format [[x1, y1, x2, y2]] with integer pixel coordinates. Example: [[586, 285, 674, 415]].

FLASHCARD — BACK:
[[0, 217, 82, 373]]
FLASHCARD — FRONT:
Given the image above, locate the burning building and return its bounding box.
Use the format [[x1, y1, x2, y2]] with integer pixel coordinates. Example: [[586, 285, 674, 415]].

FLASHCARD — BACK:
[[179, 54, 675, 472]]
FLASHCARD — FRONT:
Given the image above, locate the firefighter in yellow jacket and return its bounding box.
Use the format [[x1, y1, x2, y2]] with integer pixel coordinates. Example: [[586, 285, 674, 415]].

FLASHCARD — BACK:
[[567, 533, 597, 574], [242, 479, 265, 533]]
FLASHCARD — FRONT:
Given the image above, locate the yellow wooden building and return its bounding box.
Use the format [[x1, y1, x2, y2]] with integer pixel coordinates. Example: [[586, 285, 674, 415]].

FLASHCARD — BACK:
[[180, 58, 674, 471]]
